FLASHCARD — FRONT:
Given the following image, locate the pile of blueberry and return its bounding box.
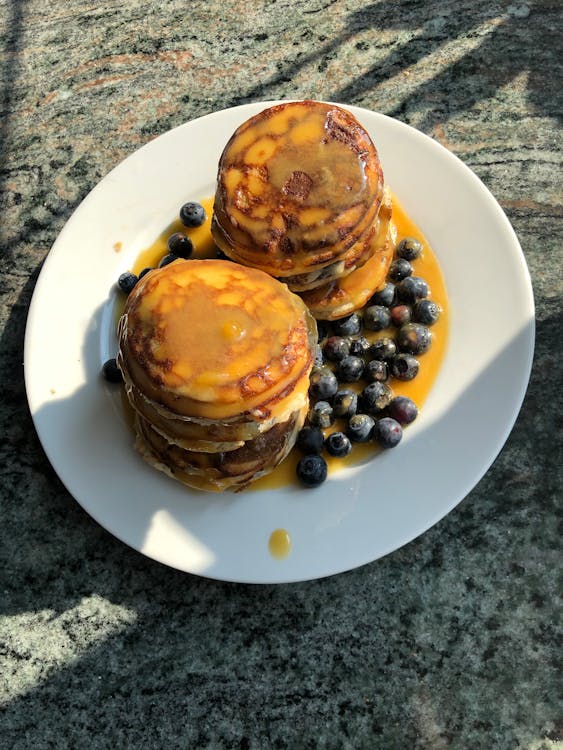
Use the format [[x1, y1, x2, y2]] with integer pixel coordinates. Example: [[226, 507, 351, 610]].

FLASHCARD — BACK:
[[102, 202, 207, 383], [295, 236, 441, 488]]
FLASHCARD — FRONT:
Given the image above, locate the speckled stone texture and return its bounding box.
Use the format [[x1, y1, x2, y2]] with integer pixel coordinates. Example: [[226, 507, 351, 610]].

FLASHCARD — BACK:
[[1, 1, 561, 748]]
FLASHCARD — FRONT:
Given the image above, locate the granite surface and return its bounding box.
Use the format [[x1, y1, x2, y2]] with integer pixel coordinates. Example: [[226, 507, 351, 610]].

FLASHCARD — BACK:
[[1, 0, 561, 747]]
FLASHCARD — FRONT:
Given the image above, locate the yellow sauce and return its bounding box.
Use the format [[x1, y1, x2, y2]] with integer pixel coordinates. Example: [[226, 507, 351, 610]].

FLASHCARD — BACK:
[[122, 192, 448, 492], [268, 528, 292, 559], [132, 196, 216, 274]]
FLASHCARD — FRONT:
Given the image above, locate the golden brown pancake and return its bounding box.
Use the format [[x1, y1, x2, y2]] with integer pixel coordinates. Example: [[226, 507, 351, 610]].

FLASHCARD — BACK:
[[135, 407, 305, 492], [118, 259, 316, 421], [299, 189, 396, 320], [117, 259, 316, 491], [212, 100, 384, 279]]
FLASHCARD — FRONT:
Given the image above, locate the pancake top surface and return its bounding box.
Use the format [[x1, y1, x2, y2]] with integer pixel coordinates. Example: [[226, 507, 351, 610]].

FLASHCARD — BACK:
[[120, 259, 314, 408], [214, 100, 383, 265]]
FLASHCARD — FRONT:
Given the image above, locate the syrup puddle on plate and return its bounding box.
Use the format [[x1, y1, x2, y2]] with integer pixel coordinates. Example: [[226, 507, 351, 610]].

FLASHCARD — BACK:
[[268, 528, 292, 559]]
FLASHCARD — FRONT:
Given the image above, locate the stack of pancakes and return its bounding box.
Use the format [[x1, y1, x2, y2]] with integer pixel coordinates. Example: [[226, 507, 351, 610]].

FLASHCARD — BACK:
[[117, 259, 317, 491], [212, 100, 396, 320]]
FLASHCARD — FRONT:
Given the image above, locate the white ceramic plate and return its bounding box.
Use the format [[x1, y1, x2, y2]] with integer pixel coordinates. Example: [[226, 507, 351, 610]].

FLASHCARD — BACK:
[[24, 102, 534, 583]]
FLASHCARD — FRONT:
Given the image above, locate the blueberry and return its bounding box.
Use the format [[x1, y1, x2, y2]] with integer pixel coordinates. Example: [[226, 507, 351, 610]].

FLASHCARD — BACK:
[[337, 355, 364, 382], [365, 359, 389, 382], [413, 299, 441, 326], [325, 431, 352, 458], [158, 253, 178, 268], [138, 267, 153, 279], [332, 389, 358, 418], [390, 304, 412, 327], [374, 417, 403, 448], [387, 396, 418, 425], [359, 382, 394, 414], [297, 454, 328, 487], [102, 358, 123, 383], [397, 276, 429, 303], [349, 336, 370, 357], [308, 400, 334, 429], [396, 237, 422, 261], [397, 323, 432, 355], [215, 248, 232, 261], [364, 305, 391, 332], [179, 201, 206, 227], [324, 336, 350, 362], [390, 353, 419, 380], [296, 426, 325, 454], [168, 232, 194, 259], [388, 258, 413, 282], [370, 283, 396, 307], [333, 313, 362, 336], [346, 413, 375, 443], [117, 271, 138, 294], [309, 366, 339, 400], [370, 337, 397, 361]]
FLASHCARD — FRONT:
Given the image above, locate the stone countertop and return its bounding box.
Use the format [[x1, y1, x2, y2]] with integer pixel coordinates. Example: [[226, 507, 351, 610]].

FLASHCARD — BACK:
[[1, 1, 561, 748]]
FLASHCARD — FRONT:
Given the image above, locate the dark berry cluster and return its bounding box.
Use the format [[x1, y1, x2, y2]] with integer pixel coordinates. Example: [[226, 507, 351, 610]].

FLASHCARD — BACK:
[[295, 236, 441, 487]]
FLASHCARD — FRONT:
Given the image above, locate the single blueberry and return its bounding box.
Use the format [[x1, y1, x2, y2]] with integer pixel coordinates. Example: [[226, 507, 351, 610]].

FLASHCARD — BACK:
[[138, 267, 153, 279], [370, 337, 397, 361], [296, 454, 328, 487], [332, 389, 358, 418], [179, 201, 206, 227], [390, 353, 420, 380], [360, 382, 394, 414], [308, 400, 334, 429], [387, 396, 418, 425], [309, 366, 339, 400], [117, 271, 138, 294], [397, 276, 429, 303], [346, 413, 375, 443], [374, 417, 403, 448], [333, 313, 362, 336], [102, 358, 123, 384], [337, 355, 365, 382], [364, 305, 391, 332], [370, 283, 396, 307], [215, 248, 232, 261], [396, 237, 422, 261], [365, 359, 389, 383], [349, 336, 370, 357], [168, 232, 194, 259], [325, 431, 352, 458], [296, 426, 325, 454], [324, 336, 350, 362], [388, 258, 413, 282], [397, 323, 432, 355], [390, 304, 412, 327], [158, 253, 178, 268], [413, 299, 442, 326]]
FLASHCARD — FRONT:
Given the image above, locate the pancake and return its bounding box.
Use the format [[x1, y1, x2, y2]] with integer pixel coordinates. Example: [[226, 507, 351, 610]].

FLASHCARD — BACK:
[[211, 100, 384, 279], [118, 259, 316, 421], [300, 188, 396, 320], [117, 259, 316, 491], [135, 407, 305, 492], [124, 369, 311, 451]]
